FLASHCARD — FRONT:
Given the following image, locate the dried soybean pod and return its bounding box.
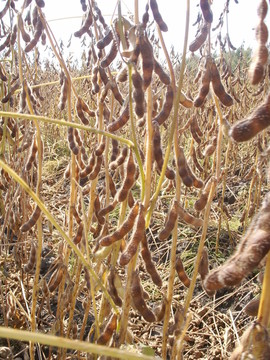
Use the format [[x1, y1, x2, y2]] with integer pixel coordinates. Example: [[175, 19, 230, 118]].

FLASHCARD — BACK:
[[177, 204, 203, 227], [132, 68, 145, 118], [117, 67, 128, 83], [98, 200, 117, 219], [107, 102, 129, 132], [119, 203, 145, 266], [2, 80, 20, 103], [154, 298, 166, 321], [89, 155, 103, 180], [24, 242, 36, 272], [110, 80, 124, 105], [194, 176, 216, 211], [0, 1, 9, 19], [198, 247, 209, 281], [117, 149, 136, 202], [230, 93, 270, 142], [175, 256, 190, 288], [76, 97, 89, 125], [153, 58, 170, 85], [190, 117, 202, 144], [58, 75, 69, 110], [194, 57, 211, 107], [96, 29, 113, 49], [99, 201, 139, 246], [189, 21, 209, 52], [109, 146, 128, 170], [48, 264, 66, 292], [92, 66, 100, 94], [21, 205, 41, 232], [10, 25, 17, 46], [158, 199, 178, 241], [98, 66, 109, 86], [18, 14, 31, 43], [73, 222, 84, 245], [67, 127, 79, 155], [107, 268, 122, 306], [100, 40, 118, 68], [80, 151, 96, 178], [74, 9, 92, 37], [203, 192, 270, 292], [200, 0, 213, 23], [71, 205, 81, 224], [108, 174, 117, 197], [97, 313, 117, 345], [139, 36, 154, 91], [179, 91, 193, 108], [244, 297, 260, 317], [177, 146, 203, 188], [153, 121, 164, 171], [95, 136, 106, 156], [153, 85, 174, 125], [211, 59, 233, 107], [130, 270, 156, 322], [150, 0, 168, 31], [25, 138, 38, 171], [141, 233, 162, 287], [191, 146, 204, 173], [142, 3, 149, 28]]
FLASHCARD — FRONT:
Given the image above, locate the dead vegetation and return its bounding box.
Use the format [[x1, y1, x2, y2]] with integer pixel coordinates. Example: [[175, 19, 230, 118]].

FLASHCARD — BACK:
[[0, 0, 270, 359]]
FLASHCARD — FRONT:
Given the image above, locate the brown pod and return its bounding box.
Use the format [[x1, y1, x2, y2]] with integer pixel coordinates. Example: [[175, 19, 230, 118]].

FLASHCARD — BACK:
[[2, 80, 20, 103], [132, 68, 145, 118], [153, 85, 174, 125], [108, 173, 117, 197], [0, 1, 9, 19], [95, 136, 106, 156], [91, 66, 100, 94], [98, 200, 117, 219], [24, 242, 36, 272], [18, 14, 31, 43], [89, 155, 103, 180], [175, 256, 190, 288], [116, 149, 136, 202], [107, 102, 129, 132], [117, 67, 128, 83], [256, 21, 268, 44], [35, 0, 45, 7], [153, 58, 170, 85], [194, 176, 216, 211], [48, 264, 66, 292], [80, 151, 96, 178], [150, 0, 168, 31], [107, 268, 122, 306], [96, 29, 113, 49], [99, 66, 109, 86], [190, 117, 202, 144], [110, 80, 124, 105], [194, 57, 211, 107], [177, 147, 203, 188], [230, 93, 270, 142], [74, 9, 93, 37], [200, 0, 213, 23], [109, 146, 128, 170], [211, 60, 233, 107], [244, 297, 260, 317], [25, 138, 38, 171], [153, 298, 166, 322], [198, 247, 209, 281], [100, 40, 118, 68], [67, 127, 79, 155], [191, 147, 204, 173], [203, 192, 270, 292], [257, 0, 268, 19], [97, 313, 117, 345], [71, 205, 82, 224], [141, 233, 162, 287], [76, 97, 89, 125], [119, 203, 145, 266], [158, 199, 178, 241], [130, 270, 156, 322], [189, 22, 209, 53], [140, 36, 154, 90], [21, 205, 41, 232], [177, 204, 203, 227], [100, 201, 139, 246], [58, 76, 69, 110], [110, 139, 119, 162], [73, 222, 84, 245]]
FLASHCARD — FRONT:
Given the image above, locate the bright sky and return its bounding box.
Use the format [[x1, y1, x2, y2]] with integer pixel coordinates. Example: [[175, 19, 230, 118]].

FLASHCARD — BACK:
[[11, 0, 267, 61]]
